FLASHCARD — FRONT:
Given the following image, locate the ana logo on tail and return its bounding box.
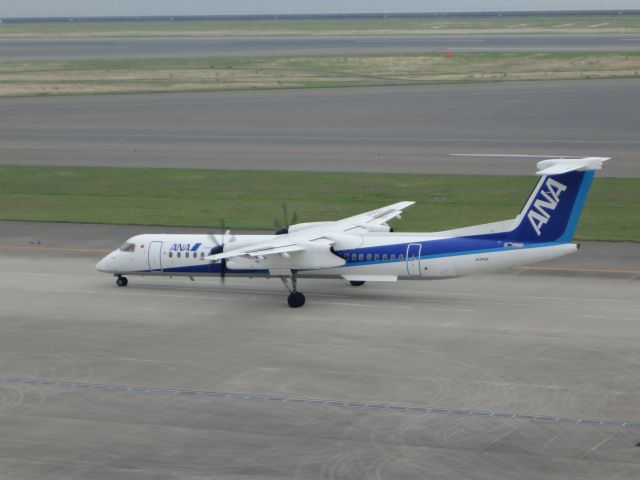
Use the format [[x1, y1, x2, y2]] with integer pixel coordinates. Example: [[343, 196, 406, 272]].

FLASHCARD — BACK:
[[527, 178, 567, 236]]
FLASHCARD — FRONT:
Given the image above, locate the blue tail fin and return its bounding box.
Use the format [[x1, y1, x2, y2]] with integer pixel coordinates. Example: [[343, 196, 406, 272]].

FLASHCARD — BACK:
[[507, 158, 607, 244]]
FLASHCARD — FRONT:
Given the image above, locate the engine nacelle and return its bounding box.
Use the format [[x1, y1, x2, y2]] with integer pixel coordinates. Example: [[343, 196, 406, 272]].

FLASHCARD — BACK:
[[357, 223, 392, 233], [266, 242, 346, 271]]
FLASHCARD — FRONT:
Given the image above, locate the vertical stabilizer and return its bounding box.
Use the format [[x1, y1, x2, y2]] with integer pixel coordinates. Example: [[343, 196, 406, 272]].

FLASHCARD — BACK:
[[506, 157, 607, 244]]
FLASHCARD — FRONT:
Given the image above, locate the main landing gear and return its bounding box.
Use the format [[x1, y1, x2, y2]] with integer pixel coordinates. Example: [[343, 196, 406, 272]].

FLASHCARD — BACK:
[[115, 275, 128, 287], [281, 273, 305, 308]]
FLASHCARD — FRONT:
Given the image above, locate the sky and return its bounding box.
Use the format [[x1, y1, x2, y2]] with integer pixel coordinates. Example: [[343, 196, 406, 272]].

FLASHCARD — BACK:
[[2, 1, 638, 18]]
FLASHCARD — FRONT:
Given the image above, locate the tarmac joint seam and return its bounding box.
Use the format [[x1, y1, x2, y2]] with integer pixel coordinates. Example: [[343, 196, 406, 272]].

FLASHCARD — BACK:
[[2, 376, 638, 429]]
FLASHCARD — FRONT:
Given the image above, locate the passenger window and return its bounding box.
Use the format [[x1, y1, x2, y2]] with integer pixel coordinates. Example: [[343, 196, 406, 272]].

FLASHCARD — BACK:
[[390, 254, 396, 260], [177, 252, 181, 258], [169, 251, 173, 258], [352, 254, 357, 261], [382, 254, 387, 260], [374, 254, 380, 260], [366, 254, 372, 261], [358, 254, 364, 261], [399, 254, 404, 261], [201, 252, 205, 260]]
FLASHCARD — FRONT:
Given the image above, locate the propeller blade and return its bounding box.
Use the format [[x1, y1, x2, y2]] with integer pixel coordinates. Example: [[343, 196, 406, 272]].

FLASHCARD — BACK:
[[207, 230, 220, 247], [207, 218, 234, 283], [274, 202, 300, 235]]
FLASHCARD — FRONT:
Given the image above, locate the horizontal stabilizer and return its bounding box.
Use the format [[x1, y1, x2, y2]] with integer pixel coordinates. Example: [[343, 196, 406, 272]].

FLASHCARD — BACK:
[[536, 157, 609, 176]]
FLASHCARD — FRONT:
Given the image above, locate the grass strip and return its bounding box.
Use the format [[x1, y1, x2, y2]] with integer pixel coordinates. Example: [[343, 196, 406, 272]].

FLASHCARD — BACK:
[[0, 166, 637, 242], [2, 52, 640, 97], [1, 16, 640, 38]]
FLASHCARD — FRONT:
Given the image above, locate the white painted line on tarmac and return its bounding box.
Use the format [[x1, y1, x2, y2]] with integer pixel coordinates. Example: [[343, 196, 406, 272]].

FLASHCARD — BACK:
[[20, 286, 237, 302], [4, 282, 637, 313], [449, 153, 577, 158], [328, 302, 374, 308], [0, 271, 100, 279], [355, 38, 485, 44], [579, 434, 613, 459], [397, 288, 640, 306], [590, 23, 609, 28]]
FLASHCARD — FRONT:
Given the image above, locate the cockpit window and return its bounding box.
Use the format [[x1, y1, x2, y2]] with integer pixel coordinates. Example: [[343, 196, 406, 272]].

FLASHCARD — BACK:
[[118, 242, 135, 253]]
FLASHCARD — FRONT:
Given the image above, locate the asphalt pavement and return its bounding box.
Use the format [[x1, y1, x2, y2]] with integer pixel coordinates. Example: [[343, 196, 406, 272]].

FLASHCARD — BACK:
[[1, 79, 639, 177], [0, 238, 638, 479], [2, 34, 640, 60]]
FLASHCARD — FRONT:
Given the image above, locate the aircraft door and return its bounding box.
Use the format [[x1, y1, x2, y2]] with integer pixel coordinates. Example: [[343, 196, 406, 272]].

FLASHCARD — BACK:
[[406, 243, 422, 276], [148, 241, 163, 271]]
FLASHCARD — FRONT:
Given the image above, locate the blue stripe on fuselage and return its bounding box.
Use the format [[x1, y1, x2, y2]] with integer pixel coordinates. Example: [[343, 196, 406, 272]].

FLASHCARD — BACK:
[[336, 232, 505, 265], [144, 232, 557, 274]]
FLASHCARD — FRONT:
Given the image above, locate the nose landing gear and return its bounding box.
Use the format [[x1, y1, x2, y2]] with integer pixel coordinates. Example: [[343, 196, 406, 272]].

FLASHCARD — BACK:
[[116, 275, 128, 287], [281, 273, 305, 308]]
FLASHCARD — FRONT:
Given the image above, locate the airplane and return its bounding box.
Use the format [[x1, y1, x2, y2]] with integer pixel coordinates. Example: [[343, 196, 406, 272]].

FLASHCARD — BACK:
[[96, 157, 608, 308]]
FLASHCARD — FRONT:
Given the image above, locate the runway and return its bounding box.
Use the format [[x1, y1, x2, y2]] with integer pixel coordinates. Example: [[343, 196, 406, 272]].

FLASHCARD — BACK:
[[2, 79, 639, 177], [1, 223, 639, 478], [3, 34, 640, 60]]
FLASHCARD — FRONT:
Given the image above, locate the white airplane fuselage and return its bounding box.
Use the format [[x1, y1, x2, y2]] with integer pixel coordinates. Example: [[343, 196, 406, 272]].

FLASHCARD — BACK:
[[96, 232, 577, 281]]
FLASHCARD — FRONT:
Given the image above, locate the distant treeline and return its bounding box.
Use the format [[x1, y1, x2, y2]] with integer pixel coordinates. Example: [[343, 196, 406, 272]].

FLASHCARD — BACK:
[[2, 10, 640, 24]]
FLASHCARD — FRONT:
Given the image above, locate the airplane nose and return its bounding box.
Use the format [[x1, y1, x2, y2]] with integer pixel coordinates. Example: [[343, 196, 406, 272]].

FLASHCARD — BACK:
[[96, 255, 113, 273]]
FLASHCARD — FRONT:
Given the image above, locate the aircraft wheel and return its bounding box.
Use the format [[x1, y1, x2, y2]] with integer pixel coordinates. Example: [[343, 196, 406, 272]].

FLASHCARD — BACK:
[[116, 276, 128, 287], [287, 292, 306, 308], [349, 281, 365, 287]]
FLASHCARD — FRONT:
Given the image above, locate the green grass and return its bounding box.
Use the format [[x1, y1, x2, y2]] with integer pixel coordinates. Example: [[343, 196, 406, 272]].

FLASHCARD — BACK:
[[0, 166, 637, 242], [3, 52, 640, 97], [1, 16, 639, 38]]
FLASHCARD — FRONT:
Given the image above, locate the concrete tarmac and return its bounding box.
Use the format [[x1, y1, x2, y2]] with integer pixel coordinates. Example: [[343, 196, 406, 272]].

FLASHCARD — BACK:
[[3, 34, 640, 60], [2, 79, 639, 177], [1, 227, 639, 478]]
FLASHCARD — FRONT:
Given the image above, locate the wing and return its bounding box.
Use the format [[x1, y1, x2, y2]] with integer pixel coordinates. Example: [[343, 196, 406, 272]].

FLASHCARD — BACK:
[[337, 201, 415, 230], [206, 201, 414, 263], [207, 234, 332, 261], [210, 242, 307, 260]]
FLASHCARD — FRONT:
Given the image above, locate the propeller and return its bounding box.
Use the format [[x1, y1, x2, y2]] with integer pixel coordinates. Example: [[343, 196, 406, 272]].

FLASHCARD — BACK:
[[207, 219, 235, 283], [273, 203, 299, 235]]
